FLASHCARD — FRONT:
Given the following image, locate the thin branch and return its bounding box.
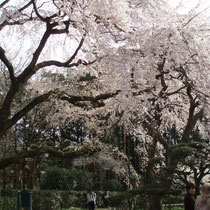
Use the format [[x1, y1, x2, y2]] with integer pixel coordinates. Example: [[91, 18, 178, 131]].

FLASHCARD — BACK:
[[31, 0, 46, 21], [18, 30, 51, 82], [182, 6, 210, 28], [32, 33, 89, 72], [164, 86, 186, 97], [65, 33, 86, 65], [18, 1, 33, 13], [34, 58, 96, 72]]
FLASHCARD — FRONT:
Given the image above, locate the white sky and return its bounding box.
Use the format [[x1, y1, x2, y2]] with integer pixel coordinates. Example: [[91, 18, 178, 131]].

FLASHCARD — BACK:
[[168, 0, 210, 14]]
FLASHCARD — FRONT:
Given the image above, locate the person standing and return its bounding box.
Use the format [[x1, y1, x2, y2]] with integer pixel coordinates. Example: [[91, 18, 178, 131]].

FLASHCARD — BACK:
[[195, 182, 210, 210], [87, 189, 96, 210], [184, 182, 196, 210]]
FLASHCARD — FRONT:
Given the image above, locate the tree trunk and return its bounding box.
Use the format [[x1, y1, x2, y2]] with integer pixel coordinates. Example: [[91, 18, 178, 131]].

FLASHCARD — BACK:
[[2, 168, 7, 189], [148, 195, 162, 210], [123, 125, 126, 154]]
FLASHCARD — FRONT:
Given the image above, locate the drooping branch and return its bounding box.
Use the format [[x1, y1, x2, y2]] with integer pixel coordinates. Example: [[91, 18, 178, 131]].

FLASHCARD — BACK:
[[64, 33, 86, 65], [182, 7, 210, 28], [18, 5, 72, 83], [1, 25, 51, 121], [0, 143, 101, 169]]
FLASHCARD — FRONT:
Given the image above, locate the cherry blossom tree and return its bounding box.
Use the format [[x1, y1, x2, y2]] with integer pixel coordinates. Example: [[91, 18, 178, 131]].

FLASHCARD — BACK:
[[0, 0, 209, 209]]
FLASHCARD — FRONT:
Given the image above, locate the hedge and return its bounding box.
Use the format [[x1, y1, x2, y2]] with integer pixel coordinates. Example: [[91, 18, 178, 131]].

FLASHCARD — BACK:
[[0, 189, 107, 210]]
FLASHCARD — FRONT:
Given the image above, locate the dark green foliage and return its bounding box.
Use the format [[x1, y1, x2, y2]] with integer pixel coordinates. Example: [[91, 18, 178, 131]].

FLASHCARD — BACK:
[[60, 119, 88, 144], [0, 189, 17, 210], [40, 167, 93, 191], [104, 179, 125, 191], [40, 166, 73, 190], [72, 169, 93, 191], [79, 73, 96, 82]]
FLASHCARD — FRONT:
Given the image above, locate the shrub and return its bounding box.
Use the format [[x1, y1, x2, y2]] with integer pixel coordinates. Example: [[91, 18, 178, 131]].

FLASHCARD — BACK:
[[72, 169, 93, 191], [0, 189, 18, 209], [40, 166, 74, 190], [40, 167, 93, 191]]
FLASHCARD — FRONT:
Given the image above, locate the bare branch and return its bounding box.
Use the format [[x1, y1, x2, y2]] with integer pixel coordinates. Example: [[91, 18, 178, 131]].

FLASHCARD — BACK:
[[33, 33, 87, 71], [0, 91, 52, 137], [60, 90, 120, 108], [31, 0, 46, 21], [34, 58, 96, 72], [0, 0, 10, 8], [164, 86, 186, 97], [65, 33, 86, 65], [18, 30, 51, 82], [182, 6, 210, 28], [0, 46, 15, 83], [18, 1, 33, 13]]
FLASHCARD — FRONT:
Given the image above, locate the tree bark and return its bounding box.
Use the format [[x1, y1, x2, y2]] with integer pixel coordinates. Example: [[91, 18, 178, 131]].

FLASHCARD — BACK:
[[148, 194, 162, 210]]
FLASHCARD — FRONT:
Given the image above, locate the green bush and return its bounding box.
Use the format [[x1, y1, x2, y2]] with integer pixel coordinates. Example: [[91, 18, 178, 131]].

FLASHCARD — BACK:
[[0, 189, 17, 210], [72, 169, 93, 191], [40, 167, 93, 191], [40, 166, 74, 190]]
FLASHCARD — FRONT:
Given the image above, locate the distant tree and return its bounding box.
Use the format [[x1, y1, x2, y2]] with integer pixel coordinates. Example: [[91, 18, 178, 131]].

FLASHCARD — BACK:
[[173, 130, 210, 196]]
